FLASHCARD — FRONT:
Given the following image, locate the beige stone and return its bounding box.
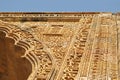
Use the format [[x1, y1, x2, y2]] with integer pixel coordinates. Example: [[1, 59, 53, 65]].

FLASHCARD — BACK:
[[0, 12, 120, 80]]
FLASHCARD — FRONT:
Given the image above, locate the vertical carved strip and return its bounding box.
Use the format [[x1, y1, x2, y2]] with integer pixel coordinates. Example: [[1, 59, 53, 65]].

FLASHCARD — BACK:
[[108, 15, 118, 80], [117, 13, 120, 80], [77, 15, 98, 80]]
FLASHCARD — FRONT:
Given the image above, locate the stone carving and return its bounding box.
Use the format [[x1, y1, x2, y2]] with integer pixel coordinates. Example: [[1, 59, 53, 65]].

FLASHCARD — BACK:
[[0, 20, 53, 80], [0, 12, 120, 80]]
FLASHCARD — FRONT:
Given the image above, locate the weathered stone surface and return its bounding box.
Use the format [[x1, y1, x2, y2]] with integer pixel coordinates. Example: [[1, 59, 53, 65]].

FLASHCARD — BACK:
[[0, 12, 120, 80]]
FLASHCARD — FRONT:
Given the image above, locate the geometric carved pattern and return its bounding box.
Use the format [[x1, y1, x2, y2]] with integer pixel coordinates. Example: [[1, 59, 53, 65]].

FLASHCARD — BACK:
[[0, 12, 120, 80]]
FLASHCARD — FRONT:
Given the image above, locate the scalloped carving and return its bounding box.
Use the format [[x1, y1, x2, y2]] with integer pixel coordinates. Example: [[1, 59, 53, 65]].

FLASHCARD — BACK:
[[0, 21, 53, 80]]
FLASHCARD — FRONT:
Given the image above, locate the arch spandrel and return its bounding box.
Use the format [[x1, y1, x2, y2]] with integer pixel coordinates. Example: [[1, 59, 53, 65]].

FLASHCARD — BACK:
[[0, 12, 119, 80], [0, 21, 54, 80]]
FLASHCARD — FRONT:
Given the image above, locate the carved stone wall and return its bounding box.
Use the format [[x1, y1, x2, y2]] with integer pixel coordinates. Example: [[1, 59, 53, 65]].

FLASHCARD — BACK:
[[0, 12, 120, 80]]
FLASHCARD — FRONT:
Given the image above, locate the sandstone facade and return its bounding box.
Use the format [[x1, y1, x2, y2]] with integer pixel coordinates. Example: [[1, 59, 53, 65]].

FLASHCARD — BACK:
[[0, 12, 120, 80]]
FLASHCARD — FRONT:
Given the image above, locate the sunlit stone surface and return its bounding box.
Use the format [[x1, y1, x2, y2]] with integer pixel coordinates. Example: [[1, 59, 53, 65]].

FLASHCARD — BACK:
[[0, 12, 120, 80]]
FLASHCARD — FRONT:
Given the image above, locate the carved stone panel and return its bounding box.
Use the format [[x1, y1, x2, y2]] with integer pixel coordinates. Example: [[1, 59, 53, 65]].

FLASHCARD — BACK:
[[0, 12, 120, 80]]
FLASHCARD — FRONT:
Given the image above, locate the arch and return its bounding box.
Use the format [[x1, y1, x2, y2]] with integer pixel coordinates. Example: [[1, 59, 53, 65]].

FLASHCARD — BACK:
[[0, 21, 54, 80], [0, 31, 32, 80]]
